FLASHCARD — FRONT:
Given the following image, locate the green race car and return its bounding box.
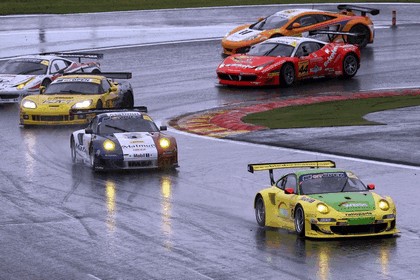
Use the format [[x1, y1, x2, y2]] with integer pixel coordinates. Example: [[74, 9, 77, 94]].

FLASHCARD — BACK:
[[249, 160, 398, 238]]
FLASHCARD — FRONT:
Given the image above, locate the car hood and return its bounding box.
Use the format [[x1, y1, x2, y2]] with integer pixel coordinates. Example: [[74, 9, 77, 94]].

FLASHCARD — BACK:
[[24, 94, 99, 111], [0, 74, 36, 87], [113, 132, 158, 160], [226, 28, 263, 42], [219, 55, 279, 71], [307, 192, 375, 212]]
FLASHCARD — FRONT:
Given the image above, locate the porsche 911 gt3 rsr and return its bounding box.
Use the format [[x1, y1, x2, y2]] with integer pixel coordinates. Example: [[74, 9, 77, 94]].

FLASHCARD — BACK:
[[19, 72, 134, 126], [249, 160, 398, 238], [217, 36, 360, 87], [0, 52, 102, 103], [222, 5, 379, 55], [70, 108, 178, 171]]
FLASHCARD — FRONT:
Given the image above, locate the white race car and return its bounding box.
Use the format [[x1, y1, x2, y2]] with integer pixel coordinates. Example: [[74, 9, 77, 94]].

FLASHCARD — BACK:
[[70, 108, 179, 171], [0, 52, 102, 104]]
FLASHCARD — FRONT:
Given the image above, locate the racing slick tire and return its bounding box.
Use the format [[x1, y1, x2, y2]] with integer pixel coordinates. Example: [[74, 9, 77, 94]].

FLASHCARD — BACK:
[[70, 138, 77, 163], [294, 206, 306, 237], [91, 69, 101, 74], [347, 24, 370, 48], [122, 91, 134, 108], [279, 63, 295, 87], [255, 196, 266, 227], [342, 53, 359, 79]]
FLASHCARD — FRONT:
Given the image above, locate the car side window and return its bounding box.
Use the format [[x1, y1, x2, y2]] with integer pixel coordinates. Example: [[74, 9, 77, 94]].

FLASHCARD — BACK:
[[285, 174, 297, 193], [90, 117, 98, 134], [276, 176, 286, 190], [295, 15, 318, 27], [50, 59, 70, 74], [295, 42, 322, 57], [101, 79, 111, 93]]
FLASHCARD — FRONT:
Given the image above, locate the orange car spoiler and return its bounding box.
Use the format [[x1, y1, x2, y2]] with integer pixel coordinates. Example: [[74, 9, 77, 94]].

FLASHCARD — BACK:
[[248, 160, 336, 185], [337, 5, 380, 16]]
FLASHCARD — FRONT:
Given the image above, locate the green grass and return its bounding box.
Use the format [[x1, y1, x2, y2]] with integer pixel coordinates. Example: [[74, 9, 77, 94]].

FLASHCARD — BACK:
[[242, 95, 420, 129], [1, 0, 418, 15]]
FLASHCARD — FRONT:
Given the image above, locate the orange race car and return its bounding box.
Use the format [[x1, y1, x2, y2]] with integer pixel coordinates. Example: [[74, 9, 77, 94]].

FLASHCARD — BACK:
[[221, 5, 379, 56]]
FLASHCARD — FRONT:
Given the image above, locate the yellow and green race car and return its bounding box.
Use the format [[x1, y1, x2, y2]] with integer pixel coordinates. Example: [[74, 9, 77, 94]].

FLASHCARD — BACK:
[[249, 160, 398, 238], [19, 72, 134, 126]]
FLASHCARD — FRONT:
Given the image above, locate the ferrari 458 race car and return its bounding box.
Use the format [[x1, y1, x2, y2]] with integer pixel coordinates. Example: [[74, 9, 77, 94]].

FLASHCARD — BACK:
[[217, 35, 360, 87], [70, 108, 178, 171], [0, 52, 102, 104], [249, 160, 398, 238], [19, 72, 134, 126], [221, 4, 379, 55]]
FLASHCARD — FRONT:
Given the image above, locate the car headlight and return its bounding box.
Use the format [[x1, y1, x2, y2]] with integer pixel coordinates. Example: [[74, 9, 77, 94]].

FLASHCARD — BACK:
[[21, 100, 37, 109], [103, 139, 115, 151], [317, 203, 329, 214], [72, 100, 93, 109], [159, 138, 171, 149], [16, 78, 35, 89], [378, 200, 390, 211]]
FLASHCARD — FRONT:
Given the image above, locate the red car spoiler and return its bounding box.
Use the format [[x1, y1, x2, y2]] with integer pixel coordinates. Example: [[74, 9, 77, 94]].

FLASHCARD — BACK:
[[337, 5, 380, 16]]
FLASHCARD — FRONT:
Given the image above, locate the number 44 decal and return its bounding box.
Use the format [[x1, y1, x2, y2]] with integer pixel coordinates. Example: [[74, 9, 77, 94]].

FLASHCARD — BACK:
[[298, 61, 309, 77]]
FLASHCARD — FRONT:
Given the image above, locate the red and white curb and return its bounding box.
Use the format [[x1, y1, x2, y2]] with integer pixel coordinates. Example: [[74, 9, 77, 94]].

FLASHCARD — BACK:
[[169, 89, 420, 138]]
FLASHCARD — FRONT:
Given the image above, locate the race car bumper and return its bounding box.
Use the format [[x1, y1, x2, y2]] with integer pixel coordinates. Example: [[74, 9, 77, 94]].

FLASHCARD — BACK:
[[221, 40, 254, 56], [305, 213, 398, 238], [0, 89, 34, 104], [20, 111, 92, 126], [217, 71, 278, 87], [93, 154, 178, 171]]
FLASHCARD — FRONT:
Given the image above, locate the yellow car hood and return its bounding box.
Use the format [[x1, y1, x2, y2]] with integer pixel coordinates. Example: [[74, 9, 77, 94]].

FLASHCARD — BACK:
[[26, 94, 100, 113]]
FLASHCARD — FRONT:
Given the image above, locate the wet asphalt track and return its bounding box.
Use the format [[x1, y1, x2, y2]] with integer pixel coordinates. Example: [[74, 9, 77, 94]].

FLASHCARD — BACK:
[[1, 4, 420, 280]]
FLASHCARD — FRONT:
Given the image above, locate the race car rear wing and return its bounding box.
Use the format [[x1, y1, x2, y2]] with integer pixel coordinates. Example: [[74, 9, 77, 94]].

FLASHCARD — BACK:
[[337, 5, 380, 16], [40, 52, 104, 62], [63, 72, 132, 79], [248, 160, 336, 185], [309, 30, 362, 44], [70, 106, 148, 117]]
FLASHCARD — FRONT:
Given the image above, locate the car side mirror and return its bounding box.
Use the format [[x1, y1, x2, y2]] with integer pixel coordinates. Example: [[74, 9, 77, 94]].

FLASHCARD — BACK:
[[110, 85, 118, 92], [257, 17, 264, 22], [285, 188, 294, 194], [160, 125, 167, 131], [39, 86, 46, 94], [292, 22, 301, 29], [367, 184, 375, 190], [85, 128, 93, 134]]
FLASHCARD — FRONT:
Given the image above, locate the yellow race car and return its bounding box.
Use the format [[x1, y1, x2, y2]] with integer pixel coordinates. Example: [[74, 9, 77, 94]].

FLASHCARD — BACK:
[[222, 5, 379, 56], [20, 73, 134, 126], [249, 160, 398, 239]]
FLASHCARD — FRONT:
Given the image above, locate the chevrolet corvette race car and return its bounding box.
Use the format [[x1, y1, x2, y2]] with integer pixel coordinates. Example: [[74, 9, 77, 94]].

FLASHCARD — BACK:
[[20, 72, 134, 126], [70, 108, 178, 171], [0, 52, 102, 104], [249, 160, 398, 238], [217, 35, 360, 87], [222, 5, 379, 55]]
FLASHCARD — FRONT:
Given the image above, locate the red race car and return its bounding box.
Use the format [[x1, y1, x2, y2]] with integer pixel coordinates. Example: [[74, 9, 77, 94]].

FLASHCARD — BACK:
[[217, 33, 360, 87]]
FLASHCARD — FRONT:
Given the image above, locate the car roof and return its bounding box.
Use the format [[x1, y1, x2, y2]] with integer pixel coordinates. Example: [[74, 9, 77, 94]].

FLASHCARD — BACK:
[[262, 36, 326, 46], [97, 111, 146, 119], [12, 54, 63, 61], [293, 168, 348, 177], [273, 8, 326, 18]]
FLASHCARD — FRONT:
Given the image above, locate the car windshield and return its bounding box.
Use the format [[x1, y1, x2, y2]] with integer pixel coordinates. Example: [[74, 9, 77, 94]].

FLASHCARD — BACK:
[[248, 43, 294, 57], [250, 15, 289, 31], [0, 60, 48, 75], [44, 82, 102, 95], [98, 118, 159, 135], [299, 172, 367, 195]]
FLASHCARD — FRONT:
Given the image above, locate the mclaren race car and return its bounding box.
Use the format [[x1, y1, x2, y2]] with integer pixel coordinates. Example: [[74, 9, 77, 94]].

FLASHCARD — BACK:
[[70, 108, 178, 171], [217, 35, 360, 87], [0, 52, 102, 104], [222, 5, 379, 55], [20, 72, 134, 126], [249, 160, 398, 238]]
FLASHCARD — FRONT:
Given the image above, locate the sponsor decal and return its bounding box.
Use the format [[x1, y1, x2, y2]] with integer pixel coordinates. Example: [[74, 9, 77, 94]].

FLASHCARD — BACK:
[[300, 196, 315, 203], [310, 65, 322, 74], [57, 78, 92, 83], [121, 144, 155, 149], [133, 153, 151, 158], [324, 46, 339, 67], [339, 202, 369, 208], [43, 98, 73, 104], [222, 63, 255, 69], [344, 212, 373, 217], [301, 172, 346, 181], [298, 61, 309, 77]]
